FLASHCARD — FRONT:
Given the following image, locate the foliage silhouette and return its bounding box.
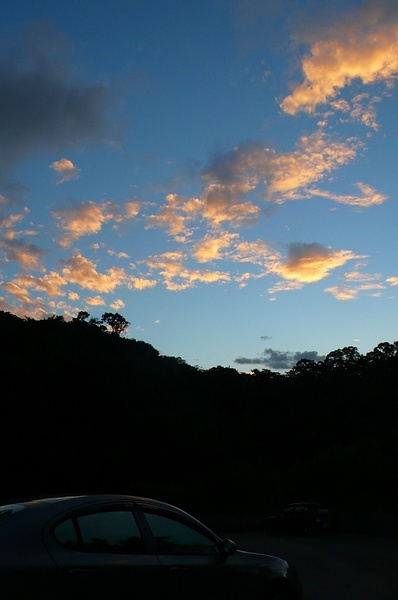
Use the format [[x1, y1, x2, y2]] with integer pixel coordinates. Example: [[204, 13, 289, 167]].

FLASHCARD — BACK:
[[1, 310, 397, 518]]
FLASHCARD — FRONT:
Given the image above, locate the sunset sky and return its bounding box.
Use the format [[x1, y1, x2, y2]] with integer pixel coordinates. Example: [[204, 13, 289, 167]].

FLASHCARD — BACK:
[[1, 0, 398, 372]]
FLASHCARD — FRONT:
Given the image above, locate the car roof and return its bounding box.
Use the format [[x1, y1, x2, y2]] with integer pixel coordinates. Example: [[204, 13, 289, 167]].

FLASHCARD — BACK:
[[0, 494, 188, 522], [0, 493, 215, 537], [286, 502, 325, 507]]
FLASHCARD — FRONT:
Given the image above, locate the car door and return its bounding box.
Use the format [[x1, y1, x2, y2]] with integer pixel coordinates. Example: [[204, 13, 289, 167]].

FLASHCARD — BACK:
[[139, 508, 259, 600], [44, 507, 162, 600]]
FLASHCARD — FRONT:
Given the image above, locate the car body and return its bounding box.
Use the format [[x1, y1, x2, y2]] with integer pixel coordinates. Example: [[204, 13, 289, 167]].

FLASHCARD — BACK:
[[0, 493, 302, 600], [263, 502, 331, 536]]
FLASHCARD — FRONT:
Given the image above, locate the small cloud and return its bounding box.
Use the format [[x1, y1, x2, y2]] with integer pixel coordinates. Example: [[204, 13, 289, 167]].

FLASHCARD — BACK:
[[50, 158, 80, 184]]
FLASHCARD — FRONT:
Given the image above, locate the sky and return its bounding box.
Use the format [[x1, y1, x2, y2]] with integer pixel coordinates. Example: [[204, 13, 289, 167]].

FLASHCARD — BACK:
[[1, 0, 398, 373]]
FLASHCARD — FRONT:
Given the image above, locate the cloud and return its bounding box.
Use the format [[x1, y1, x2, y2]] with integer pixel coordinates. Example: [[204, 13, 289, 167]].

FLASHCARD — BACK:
[[52, 201, 114, 247], [52, 200, 141, 247], [233, 240, 279, 264], [192, 232, 239, 263], [324, 268, 385, 299], [60, 254, 128, 292], [2, 271, 67, 299], [110, 298, 125, 311], [308, 182, 387, 207], [145, 193, 196, 241], [325, 282, 385, 300], [85, 295, 106, 306], [144, 251, 230, 291], [0, 22, 109, 189], [0, 206, 50, 270], [280, 3, 398, 116], [0, 237, 49, 270], [50, 158, 80, 184], [149, 129, 379, 237], [201, 183, 260, 227], [234, 348, 325, 371], [266, 132, 361, 200], [268, 242, 364, 284], [200, 131, 362, 212]]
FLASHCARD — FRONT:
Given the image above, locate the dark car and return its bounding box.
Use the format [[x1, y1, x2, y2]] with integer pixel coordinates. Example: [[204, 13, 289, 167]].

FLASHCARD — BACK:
[[0, 493, 302, 600], [263, 502, 331, 536]]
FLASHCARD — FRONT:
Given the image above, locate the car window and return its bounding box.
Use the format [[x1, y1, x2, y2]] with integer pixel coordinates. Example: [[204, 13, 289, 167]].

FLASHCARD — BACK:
[[54, 510, 145, 554], [143, 512, 217, 555], [282, 506, 295, 515], [54, 518, 79, 549], [294, 506, 309, 513]]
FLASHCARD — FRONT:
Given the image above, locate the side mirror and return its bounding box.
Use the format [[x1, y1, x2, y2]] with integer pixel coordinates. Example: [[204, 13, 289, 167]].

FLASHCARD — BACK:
[[221, 538, 237, 555]]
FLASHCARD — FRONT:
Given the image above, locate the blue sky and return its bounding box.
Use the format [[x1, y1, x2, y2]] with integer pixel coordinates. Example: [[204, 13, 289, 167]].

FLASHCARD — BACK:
[[1, 0, 398, 372]]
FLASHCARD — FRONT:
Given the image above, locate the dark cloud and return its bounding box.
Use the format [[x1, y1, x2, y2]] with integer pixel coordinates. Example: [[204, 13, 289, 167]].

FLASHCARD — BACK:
[[234, 348, 325, 371], [203, 142, 264, 185], [0, 22, 110, 192]]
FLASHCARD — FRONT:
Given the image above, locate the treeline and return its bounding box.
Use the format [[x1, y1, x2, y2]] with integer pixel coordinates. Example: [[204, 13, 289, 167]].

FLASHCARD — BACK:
[[1, 310, 397, 517]]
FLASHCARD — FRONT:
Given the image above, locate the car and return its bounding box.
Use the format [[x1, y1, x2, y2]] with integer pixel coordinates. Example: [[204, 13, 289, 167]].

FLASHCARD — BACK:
[[263, 502, 331, 536], [0, 493, 303, 600]]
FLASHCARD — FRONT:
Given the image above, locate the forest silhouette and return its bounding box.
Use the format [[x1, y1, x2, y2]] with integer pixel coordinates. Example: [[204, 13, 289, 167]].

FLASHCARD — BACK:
[[1, 309, 397, 520]]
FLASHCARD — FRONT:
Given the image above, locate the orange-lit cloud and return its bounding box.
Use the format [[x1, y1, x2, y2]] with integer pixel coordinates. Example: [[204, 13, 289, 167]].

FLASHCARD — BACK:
[[3, 271, 67, 297], [267, 132, 360, 200], [0, 237, 49, 270], [193, 232, 238, 263], [235, 240, 276, 261], [52, 199, 142, 248], [324, 268, 385, 299], [145, 193, 197, 241], [308, 182, 387, 207], [60, 254, 128, 292], [110, 299, 125, 311], [52, 201, 114, 247], [281, 7, 398, 116], [50, 158, 80, 183], [201, 183, 259, 227], [144, 251, 230, 291], [268, 242, 364, 284], [199, 131, 363, 212], [325, 282, 385, 300], [85, 295, 106, 306]]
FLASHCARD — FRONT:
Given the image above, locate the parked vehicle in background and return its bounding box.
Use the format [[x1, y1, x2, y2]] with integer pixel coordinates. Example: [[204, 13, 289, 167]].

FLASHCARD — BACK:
[[263, 502, 331, 535], [0, 494, 303, 600]]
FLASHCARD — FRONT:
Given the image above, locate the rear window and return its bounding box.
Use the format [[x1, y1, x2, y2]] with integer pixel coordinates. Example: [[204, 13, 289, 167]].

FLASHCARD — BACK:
[[0, 504, 25, 518], [54, 510, 145, 554]]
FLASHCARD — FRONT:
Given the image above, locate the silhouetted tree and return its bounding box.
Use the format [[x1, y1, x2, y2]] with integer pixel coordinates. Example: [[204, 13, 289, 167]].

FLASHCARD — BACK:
[[75, 310, 90, 322], [101, 312, 130, 335]]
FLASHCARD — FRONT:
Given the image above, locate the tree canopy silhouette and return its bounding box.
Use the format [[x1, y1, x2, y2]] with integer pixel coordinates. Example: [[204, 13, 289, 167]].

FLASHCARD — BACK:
[[1, 309, 397, 517]]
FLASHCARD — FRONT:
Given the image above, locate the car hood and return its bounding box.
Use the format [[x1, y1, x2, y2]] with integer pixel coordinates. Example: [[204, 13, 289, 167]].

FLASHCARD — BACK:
[[231, 549, 289, 574]]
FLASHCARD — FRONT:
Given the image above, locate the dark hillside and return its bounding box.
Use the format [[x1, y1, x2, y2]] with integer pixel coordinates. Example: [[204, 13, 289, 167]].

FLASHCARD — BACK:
[[1, 310, 397, 520]]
